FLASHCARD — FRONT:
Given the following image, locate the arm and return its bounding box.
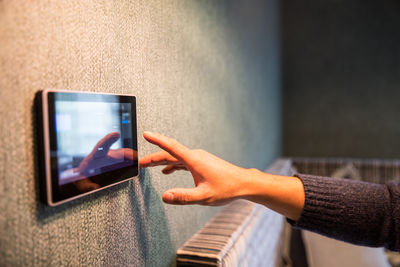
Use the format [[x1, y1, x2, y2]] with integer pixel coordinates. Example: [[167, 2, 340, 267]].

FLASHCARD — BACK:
[[139, 131, 305, 221], [291, 173, 400, 251], [140, 132, 400, 251]]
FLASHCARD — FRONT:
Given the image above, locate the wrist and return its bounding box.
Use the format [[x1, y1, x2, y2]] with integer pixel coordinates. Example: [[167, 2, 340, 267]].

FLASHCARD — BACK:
[[239, 168, 271, 202], [239, 169, 305, 221]]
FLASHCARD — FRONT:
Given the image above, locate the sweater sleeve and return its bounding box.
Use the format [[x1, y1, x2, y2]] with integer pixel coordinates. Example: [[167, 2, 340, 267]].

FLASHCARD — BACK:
[[288, 173, 400, 251]]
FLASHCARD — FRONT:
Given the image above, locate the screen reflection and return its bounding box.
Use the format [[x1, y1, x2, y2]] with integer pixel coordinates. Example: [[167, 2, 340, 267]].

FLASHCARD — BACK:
[[53, 100, 137, 193]]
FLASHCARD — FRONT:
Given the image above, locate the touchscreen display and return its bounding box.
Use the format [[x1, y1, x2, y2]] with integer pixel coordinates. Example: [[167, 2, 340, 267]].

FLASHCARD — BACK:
[[55, 100, 134, 185], [40, 91, 138, 205]]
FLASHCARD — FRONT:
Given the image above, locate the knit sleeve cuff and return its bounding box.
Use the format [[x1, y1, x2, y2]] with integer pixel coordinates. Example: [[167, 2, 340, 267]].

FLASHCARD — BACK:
[[288, 173, 352, 229], [286, 173, 388, 247], [287, 173, 330, 228]]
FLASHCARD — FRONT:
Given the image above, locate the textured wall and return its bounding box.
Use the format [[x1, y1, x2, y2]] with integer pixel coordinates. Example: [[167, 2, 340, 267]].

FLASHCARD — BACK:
[[282, 0, 400, 158], [0, 1, 281, 266]]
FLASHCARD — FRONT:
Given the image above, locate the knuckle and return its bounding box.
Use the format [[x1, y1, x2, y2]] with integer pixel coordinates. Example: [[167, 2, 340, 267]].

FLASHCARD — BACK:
[[247, 168, 260, 175], [169, 138, 179, 146], [193, 149, 205, 154], [190, 149, 206, 162], [175, 192, 188, 204], [204, 197, 216, 206], [199, 190, 214, 205]]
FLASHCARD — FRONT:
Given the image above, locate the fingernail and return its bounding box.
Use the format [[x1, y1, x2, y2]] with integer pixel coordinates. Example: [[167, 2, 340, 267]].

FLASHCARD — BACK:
[[163, 192, 174, 203], [143, 131, 153, 136]]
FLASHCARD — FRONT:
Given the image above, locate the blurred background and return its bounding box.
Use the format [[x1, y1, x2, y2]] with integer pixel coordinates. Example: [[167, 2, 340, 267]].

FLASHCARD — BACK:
[[282, 0, 400, 159]]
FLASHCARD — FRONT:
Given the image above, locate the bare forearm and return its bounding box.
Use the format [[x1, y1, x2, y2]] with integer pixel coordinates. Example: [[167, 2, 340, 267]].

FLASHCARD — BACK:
[[240, 169, 305, 221]]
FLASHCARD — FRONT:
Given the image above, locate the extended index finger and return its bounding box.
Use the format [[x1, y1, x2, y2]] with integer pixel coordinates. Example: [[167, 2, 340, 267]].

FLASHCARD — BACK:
[[142, 132, 191, 163], [140, 150, 181, 167]]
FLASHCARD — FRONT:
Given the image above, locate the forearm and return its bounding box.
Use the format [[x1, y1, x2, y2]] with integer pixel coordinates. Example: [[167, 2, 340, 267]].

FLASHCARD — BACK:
[[140, 132, 400, 250], [240, 169, 305, 221]]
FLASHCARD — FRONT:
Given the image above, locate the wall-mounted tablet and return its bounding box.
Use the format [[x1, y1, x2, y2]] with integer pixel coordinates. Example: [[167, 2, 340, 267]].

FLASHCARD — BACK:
[[36, 89, 138, 206]]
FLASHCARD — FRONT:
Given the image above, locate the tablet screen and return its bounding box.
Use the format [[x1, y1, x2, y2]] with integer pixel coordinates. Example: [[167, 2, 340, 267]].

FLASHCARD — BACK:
[[42, 91, 138, 205], [55, 100, 134, 185]]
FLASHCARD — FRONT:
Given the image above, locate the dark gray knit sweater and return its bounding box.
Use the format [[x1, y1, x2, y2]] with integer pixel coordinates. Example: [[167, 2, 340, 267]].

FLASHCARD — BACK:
[[289, 173, 400, 252]]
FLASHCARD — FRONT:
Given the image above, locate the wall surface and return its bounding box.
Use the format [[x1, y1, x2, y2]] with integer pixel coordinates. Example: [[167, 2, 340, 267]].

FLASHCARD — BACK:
[[0, 1, 281, 266], [282, 0, 400, 158]]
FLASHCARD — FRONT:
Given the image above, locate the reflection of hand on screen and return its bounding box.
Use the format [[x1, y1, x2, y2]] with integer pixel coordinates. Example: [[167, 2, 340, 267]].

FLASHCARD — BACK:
[[73, 177, 100, 193], [77, 132, 137, 177], [69, 132, 137, 193]]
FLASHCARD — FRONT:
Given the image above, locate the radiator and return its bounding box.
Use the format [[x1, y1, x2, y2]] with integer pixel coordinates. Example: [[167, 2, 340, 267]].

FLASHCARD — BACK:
[[176, 159, 293, 267]]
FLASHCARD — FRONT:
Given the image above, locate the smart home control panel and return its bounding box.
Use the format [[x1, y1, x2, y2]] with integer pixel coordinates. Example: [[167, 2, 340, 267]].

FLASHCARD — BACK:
[[36, 89, 138, 206]]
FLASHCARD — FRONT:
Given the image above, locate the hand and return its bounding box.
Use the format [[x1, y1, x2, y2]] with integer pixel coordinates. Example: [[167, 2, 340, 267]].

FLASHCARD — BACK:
[[140, 132, 253, 206], [140, 132, 305, 220]]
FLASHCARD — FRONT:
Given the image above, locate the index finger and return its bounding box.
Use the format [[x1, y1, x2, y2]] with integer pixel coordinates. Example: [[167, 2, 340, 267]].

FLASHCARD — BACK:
[[140, 150, 180, 167], [142, 132, 191, 163]]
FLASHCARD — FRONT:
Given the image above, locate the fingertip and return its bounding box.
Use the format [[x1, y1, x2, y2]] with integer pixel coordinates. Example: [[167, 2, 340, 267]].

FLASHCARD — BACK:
[[139, 159, 152, 168], [143, 131, 160, 145], [143, 131, 154, 138], [139, 155, 151, 167], [139, 154, 155, 165], [162, 192, 175, 204]]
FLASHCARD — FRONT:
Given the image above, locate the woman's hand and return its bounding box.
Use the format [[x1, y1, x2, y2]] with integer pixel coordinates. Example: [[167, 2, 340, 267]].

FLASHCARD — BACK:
[[140, 132, 305, 220], [140, 131, 253, 206]]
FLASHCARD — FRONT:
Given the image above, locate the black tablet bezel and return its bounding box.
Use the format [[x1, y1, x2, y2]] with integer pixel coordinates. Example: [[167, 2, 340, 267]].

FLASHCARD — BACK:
[[38, 89, 138, 206]]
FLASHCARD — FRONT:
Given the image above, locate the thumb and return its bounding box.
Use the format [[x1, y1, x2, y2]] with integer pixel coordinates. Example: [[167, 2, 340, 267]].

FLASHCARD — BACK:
[[162, 188, 207, 205]]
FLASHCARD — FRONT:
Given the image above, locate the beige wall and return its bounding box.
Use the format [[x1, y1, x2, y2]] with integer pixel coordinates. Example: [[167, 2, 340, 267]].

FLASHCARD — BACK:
[[0, 1, 281, 266]]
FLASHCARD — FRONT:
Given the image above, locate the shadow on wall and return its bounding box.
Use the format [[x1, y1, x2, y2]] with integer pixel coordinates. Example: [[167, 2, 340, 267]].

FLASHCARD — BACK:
[[32, 104, 173, 265], [128, 169, 175, 266], [33, 169, 174, 265]]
